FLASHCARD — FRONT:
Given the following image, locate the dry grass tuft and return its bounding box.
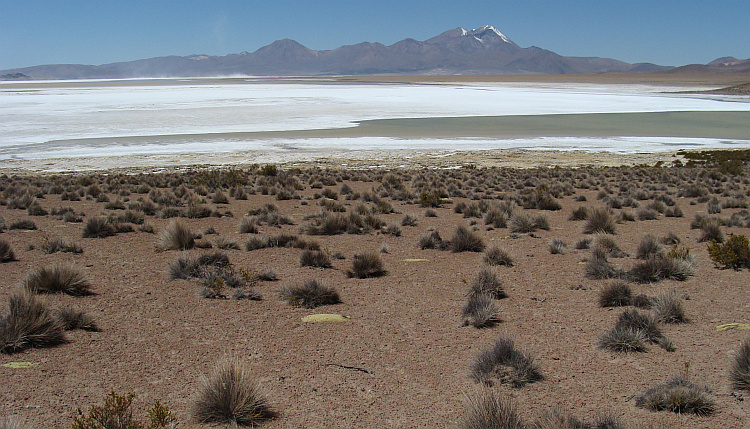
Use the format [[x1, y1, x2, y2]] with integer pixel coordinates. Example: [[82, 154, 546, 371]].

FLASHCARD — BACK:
[[22, 265, 92, 296], [279, 279, 340, 309], [462, 293, 499, 328], [651, 290, 687, 323], [193, 359, 275, 426], [346, 252, 386, 278], [471, 335, 543, 387], [299, 250, 332, 268], [451, 226, 485, 252], [729, 338, 750, 391], [54, 308, 99, 331], [459, 388, 524, 429], [583, 207, 616, 235], [483, 245, 513, 267], [158, 220, 195, 251], [0, 293, 66, 354], [470, 268, 507, 299], [0, 240, 16, 262], [82, 216, 116, 238], [598, 281, 632, 307], [635, 375, 714, 415]]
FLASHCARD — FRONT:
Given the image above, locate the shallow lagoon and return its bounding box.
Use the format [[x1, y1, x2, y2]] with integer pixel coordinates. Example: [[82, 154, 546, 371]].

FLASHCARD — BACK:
[[1, 78, 748, 161]]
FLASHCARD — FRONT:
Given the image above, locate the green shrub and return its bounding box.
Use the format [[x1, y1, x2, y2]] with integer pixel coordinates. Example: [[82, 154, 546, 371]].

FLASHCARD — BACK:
[[707, 235, 750, 269], [72, 391, 176, 429], [418, 192, 442, 208]]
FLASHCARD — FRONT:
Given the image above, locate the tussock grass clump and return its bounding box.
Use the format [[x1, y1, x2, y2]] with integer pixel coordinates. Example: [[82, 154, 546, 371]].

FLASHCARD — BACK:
[[238, 217, 259, 234], [214, 237, 240, 250], [470, 268, 506, 299], [548, 239, 567, 255], [193, 359, 275, 426], [459, 389, 524, 429], [299, 250, 332, 268], [635, 376, 714, 415], [651, 290, 687, 324], [585, 248, 622, 280], [41, 237, 83, 254], [0, 240, 16, 262], [635, 234, 663, 260], [598, 326, 647, 353], [698, 220, 724, 243], [484, 208, 508, 228], [9, 219, 37, 230], [730, 338, 750, 391], [347, 252, 386, 278], [54, 308, 99, 331], [471, 335, 543, 387], [451, 226, 485, 252], [158, 220, 195, 251], [592, 234, 627, 258], [23, 265, 92, 296], [279, 279, 340, 308], [418, 230, 445, 250], [82, 217, 116, 238], [583, 207, 616, 235], [483, 245, 513, 267], [462, 293, 498, 328], [533, 409, 625, 429], [0, 293, 66, 354], [569, 206, 589, 221], [401, 214, 418, 227], [628, 254, 695, 283], [598, 281, 632, 307], [508, 213, 536, 233]]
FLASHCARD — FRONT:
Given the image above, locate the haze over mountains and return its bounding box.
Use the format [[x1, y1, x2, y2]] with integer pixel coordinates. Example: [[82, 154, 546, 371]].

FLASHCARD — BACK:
[[2, 25, 749, 80]]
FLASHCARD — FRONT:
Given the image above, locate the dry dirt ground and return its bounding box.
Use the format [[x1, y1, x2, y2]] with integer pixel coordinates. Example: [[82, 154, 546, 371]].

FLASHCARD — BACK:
[[2, 161, 750, 429]]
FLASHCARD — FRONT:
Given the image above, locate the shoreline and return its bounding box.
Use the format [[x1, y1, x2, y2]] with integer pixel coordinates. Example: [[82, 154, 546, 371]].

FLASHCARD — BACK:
[[0, 148, 685, 174]]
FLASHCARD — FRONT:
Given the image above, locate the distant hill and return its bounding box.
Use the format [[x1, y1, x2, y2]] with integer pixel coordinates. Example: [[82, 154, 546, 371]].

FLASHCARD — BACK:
[[1, 25, 745, 80]]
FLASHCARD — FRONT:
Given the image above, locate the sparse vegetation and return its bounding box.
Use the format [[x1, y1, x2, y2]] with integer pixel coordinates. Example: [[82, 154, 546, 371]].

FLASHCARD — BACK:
[[193, 359, 275, 426], [23, 265, 92, 296], [346, 251, 386, 278], [0, 293, 66, 354], [471, 335, 543, 387], [72, 391, 176, 429], [279, 279, 340, 308], [635, 376, 714, 415]]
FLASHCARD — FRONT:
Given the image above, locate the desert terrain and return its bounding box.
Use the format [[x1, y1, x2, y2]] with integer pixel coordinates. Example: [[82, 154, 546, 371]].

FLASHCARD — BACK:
[[2, 149, 750, 428]]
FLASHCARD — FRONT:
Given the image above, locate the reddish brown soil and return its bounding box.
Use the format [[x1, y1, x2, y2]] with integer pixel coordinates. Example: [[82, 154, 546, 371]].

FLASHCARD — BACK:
[[1, 167, 750, 428]]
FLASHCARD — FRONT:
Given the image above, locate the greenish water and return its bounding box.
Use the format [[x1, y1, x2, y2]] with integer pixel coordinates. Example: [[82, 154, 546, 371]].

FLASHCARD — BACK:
[[47, 110, 750, 145]]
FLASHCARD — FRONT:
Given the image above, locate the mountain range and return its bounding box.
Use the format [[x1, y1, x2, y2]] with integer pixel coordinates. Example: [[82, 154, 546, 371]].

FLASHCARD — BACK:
[[2, 25, 749, 80]]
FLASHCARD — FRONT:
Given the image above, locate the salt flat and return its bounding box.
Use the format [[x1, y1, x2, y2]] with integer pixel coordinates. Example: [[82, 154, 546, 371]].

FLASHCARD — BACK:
[[0, 78, 748, 165]]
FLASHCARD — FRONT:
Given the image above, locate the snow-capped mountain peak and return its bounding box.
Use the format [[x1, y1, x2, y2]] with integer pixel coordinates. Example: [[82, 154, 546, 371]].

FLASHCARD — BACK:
[[469, 25, 513, 44]]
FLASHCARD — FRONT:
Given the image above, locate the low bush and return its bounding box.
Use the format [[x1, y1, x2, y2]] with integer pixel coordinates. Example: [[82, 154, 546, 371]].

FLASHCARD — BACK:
[[417, 231, 445, 250], [598, 326, 647, 353], [585, 248, 622, 280], [508, 213, 536, 233], [470, 335, 543, 387], [41, 237, 83, 254], [628, 254, 695, 283], [698, 220, 723, 243], [635, 376, 714, 415], [707, 234, 750, 269], [72, 391, 176, 429], [23, 265, 92, 296], [548, 239, 566, 255], [346, 252, 386, 278], [193, 359, 275, 426], [279, 279, 340, 309]]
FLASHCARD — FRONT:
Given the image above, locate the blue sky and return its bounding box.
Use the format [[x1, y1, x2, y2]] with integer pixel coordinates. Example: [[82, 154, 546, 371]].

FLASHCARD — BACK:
[[1, 0, 748, 70]]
